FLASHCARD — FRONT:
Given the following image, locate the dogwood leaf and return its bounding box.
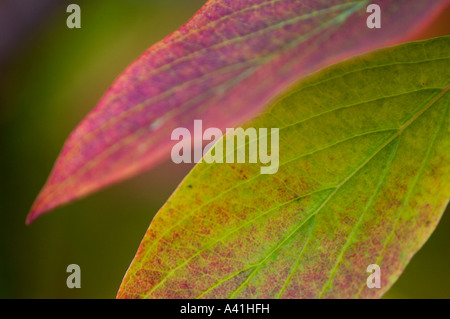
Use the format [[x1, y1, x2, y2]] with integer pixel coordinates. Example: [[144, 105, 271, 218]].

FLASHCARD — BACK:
[[118, 36, 450, 299]]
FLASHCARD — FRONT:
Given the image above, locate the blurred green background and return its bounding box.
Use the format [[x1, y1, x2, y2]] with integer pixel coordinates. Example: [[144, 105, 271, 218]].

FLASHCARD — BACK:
[[0, 0, 449, 298]]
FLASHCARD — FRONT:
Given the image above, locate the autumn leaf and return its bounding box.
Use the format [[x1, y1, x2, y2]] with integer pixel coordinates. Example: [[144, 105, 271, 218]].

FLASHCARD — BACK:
[[117, 36, 450, 299], [27, 0, 449, 223]]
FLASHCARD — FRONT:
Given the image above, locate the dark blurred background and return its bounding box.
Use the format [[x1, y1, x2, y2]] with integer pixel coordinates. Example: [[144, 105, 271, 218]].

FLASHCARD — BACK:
[[0, 0, 449, 298]]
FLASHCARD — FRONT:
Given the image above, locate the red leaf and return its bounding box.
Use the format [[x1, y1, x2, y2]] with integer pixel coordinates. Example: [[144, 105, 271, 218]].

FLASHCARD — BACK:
[[28, 0, 449, 223]]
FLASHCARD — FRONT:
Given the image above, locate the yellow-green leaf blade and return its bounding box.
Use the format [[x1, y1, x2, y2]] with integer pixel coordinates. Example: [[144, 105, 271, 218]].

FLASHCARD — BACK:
[[118, 36, 450, 299]]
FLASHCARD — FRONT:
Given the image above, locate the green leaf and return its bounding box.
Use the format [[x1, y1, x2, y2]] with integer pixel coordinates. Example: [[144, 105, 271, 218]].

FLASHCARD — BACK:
[[118, 37, 450, 299]]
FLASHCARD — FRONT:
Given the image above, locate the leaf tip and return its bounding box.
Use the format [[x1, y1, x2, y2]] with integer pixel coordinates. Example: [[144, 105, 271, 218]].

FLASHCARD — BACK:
[[25, 214, 35, 226], [26, 200, 44, 225], [26, 186, 58, 225]]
